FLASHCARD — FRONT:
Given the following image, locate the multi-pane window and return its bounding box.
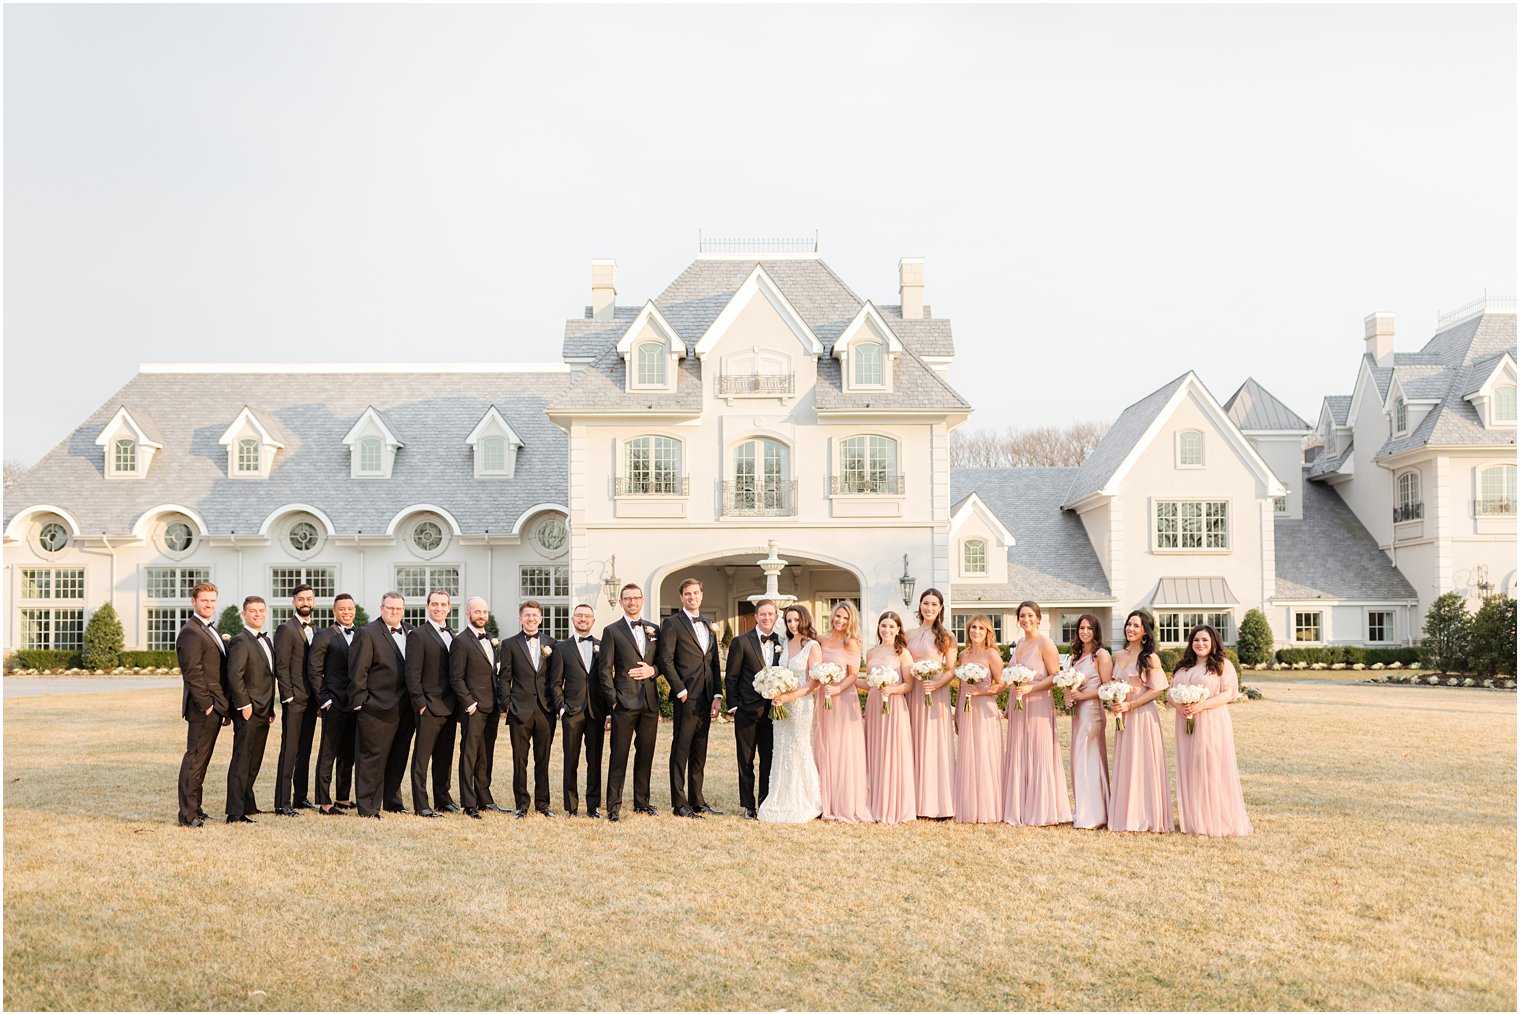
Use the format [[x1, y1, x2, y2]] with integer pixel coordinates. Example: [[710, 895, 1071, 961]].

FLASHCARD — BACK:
[[540, 606, 570, 641], [1154, 500, 1228, 550], [482, 436, 506, 473], [1495, 385, 1517, 424], [144, 566, 213, 650], [1394, 398, 1407, 434], [146, 567, 211, 600], [1478, 465, 1516, 515], [951, 612, 1004, 644], [519, 565, 570, 599], [1274, 495, 1289, 514], [18, 567, 86, 651], [164, 522, 194, 553], [1294, 611, 1322, 643], [1058, 614, 1084, 644], [402, 606, 459, 630], [838, 435, 900, 494], [113, 438, 137, 474], [288, 522, 319, 553], [21, 568, 86, 601], [38, 522, 69, 553], [733, 439, 789, 511], [635, 343, 667, 386], [853, 343, 884, 386], [236, 438, 260, 473], [359, 438, 382, 473], [1367, 611, 1393, 644], [394, 565, 460, 599], [1156, 611, 1234, 645], [623, 436, 683, 495], [146, 608, 197, 651], [271, 566, 336, 599], [963, 539, 988, 575], [1178, 430, 1204, 466], [1395, 471, 1422, 522]]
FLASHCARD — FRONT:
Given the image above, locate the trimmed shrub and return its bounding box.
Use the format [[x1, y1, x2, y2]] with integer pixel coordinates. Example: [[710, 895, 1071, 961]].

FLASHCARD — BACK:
[[13, 649, 84, 670], [353, 604, 370, 627], [119, 650, 180, 669], [1469, 595, 1518, 677], [485, 612, 500, 638], [82, 603, 125, 670], [1235, 609, 1274, 667], [1420, 593, 1472, 673], [217, 606, 245, 639]]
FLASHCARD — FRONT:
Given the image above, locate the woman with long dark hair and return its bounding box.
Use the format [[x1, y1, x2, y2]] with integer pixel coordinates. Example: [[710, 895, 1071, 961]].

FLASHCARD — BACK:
[[862, 611, 916, 824], [1171, 624, 1252, 836], [1066, 613, 1111, 830], [905, 588, 956, 818], [1105, 610, 1173, 833]]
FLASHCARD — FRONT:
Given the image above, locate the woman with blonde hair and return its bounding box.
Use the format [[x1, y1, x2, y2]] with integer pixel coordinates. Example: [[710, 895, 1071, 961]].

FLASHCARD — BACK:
[[952, 615, 1004, 823], [814, 601, 868, 822]]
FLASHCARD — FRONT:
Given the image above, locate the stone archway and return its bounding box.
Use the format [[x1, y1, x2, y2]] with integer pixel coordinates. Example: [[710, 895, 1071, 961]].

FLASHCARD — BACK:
[[653, 548, 863, 648]]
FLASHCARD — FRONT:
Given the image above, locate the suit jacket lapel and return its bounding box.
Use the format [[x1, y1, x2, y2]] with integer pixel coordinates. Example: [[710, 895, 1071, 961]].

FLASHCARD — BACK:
[[384, 625, 406, 667], [684, 612, 710, 657]]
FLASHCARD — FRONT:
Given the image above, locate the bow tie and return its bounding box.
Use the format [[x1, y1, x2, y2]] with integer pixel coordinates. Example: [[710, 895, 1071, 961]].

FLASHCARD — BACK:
[[389, 627, 402, 636], [763, 633, 779, 644], [254, 632, 267, 641], [578, 636, 594, 644], [299, 621, 311, 628], [477, 632, 491, 641], [342, 627, 354, 635]]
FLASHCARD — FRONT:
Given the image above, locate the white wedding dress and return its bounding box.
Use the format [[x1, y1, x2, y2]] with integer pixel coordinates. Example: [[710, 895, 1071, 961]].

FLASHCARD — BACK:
[[758, 639, 823, 823]]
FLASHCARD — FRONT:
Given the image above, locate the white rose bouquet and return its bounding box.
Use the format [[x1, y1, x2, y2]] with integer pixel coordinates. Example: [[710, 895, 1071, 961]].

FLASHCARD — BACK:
[[810, 662, 846, 710], [753, 665, 800, 722], [953, 663, 990, 712], [1167, 683, 1211, 734], [1051, 667, 1086, 714], [910, 659, 943, 707], [1004, 664, 1037, 712], [1097, 680, 1132, 732], [865, 666, 897, 715]]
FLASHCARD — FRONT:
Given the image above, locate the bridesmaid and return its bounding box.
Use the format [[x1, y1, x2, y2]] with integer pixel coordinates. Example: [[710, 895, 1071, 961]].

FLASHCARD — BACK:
[[1067, 613, 1112, 830], [1106, 610, 1173, 833], [1002, 601, 1072, 826], [862, 612, 916, 824], [906, 588, 956, 819], [814, 601, 869, 823], [952, 614, 1004, 823], [1171, 624, 1253, 837]]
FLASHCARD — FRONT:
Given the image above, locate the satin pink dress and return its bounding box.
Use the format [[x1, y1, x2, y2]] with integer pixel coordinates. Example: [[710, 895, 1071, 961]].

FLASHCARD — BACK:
[[813, 641, 868, 823], [1107, 656, 1173, 833], [1001, 640, 1072, 826], [906, 629, 955, 818], [952, 660, 1004, 823], [863, 655, 916, 824], [1172, 662, 1252, 837], [1069, 652, 1110, 830]]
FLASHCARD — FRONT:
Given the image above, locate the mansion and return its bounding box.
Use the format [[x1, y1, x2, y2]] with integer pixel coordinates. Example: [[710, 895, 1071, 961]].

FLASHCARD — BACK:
[[4, 249, 1515, 657]]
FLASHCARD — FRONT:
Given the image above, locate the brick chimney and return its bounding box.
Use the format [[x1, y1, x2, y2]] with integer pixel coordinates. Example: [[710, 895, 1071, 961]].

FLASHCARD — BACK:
[[591, 259, 617, 321], [898, 257, 925, 320], [1363, 312, 1395, 367]]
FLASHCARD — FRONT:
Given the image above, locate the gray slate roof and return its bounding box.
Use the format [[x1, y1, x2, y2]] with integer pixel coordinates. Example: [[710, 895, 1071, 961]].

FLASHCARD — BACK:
[[1224, 378, 1310, 432], [5, 370, 572, 536], [1274, 470, 1417, 600], [950, 468, 1113, 604], [814, 346, 970, 412], [1306, 438, 1353, 480], [546, 347, 705, 414], [1061, 372, 1191, 507], [116, 406, 165, 445], [1323, 395, 1352, 428]]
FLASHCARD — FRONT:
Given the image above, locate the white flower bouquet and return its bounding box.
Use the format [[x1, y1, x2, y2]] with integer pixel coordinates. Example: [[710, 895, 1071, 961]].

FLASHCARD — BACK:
[[1051, 667, 1086, 714], [1097, 680, 1132, 732], [753, 665, 800, 721], [910, 659, 943, 707], [1004, 664, 1037, 712], [953, 663, 990, 712], [1167, 683, 1211, 733], [810, 661, 846, 710], [866, 666, 897, 715]]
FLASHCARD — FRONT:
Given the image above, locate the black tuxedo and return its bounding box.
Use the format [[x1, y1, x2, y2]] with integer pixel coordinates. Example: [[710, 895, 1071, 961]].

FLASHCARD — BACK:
[[599, 616, 663, 814], [449, 627, 499, 811], [311, 624, 357, 806], [499, 630, 556, 812], [175, 616, 228, 825], [725, 628, 783, 812], [404, 623, 458, 812], [225, 629, 277, 820], [548, 633, 606, 814], [348, 619, 410, 816], [273, 615, 319, 809], [660, 612, 721, 813]]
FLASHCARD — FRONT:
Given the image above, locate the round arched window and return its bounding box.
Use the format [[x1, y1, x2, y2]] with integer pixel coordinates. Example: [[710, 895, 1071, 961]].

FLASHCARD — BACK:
[[39, 522, 69, 553], [165, 522, 194, 553], [535, 517, 567, 553], [413, 520, 443, 552], [289, 521, 319, 552]]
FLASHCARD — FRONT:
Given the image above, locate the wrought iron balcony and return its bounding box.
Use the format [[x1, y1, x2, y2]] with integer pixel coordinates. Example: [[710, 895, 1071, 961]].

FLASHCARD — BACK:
[[721, 480, 798, 516], [716, 372, 795, 396], [612, 476, 689, 497], [1392, 502, 1424, 523], [1474, 498, 1516, 516], [830, 473, 905, 496]]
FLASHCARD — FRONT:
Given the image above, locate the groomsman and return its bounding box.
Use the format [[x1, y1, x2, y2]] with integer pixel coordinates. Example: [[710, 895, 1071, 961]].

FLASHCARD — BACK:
[[272, 583, 319, 816], [311, 593, 358, 813], [599, 583, 662, 822], [499, 600, 557, 818], [547, 603, 608, 817], [725, 599, 782, 819], [659, 578, 724, 818], [175, 581, 227, 827], [449, 596, 498, 818], [225, 595, 277, 824], [348, 592, 409, 819], [404, 589, 459, 817]]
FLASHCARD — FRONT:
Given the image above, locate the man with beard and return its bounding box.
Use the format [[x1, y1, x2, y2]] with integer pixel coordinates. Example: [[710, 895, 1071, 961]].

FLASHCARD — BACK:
[[273, 583, 320, 816]]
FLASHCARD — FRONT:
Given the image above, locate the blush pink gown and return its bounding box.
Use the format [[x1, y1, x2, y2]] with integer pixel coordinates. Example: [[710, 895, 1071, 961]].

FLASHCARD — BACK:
[[813, 641, 868, 823], [863, 658, 916, 824], [1001, 640, 1072, 826], [1106, 657, 1173, 833], [952, 664, 1004, 823], [906, 629, 955, 818], [1069, 652, 1110, 830], [1172, 661, 1252, 837]]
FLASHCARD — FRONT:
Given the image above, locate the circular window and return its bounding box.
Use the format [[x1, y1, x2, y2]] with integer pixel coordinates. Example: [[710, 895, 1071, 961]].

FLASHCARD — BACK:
[[165, 522, 194, 553], [38, 522, 69, 553], [413, 520, 443, 552], [535, 517, 567, 554], [289, 521, 319, 552]]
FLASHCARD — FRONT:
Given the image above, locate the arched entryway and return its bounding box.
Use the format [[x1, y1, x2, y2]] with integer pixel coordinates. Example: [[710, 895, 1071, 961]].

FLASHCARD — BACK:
[[653, 549, 863, 646]]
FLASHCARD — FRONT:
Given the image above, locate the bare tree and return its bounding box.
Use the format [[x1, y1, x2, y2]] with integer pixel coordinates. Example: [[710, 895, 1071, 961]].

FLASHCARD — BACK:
[[950, 420, 1110, 468], [3, 458, 27, 491]]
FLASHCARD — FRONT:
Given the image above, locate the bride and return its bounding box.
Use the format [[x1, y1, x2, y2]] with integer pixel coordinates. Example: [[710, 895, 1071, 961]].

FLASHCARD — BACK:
[[758, 604, 824, 822]]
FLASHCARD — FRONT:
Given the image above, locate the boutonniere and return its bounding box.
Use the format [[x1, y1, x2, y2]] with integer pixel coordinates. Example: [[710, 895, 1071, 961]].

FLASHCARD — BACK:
[[542, 645, 553, 658], [646, 625, 658, 639], [708, 622, 720, 635], [221, 633, 232, 643], [491, 638, 501, 648]]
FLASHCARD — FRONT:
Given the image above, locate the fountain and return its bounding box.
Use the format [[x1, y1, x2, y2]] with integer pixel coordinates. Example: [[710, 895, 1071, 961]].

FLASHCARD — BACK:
[[746, 540, 797, 608]]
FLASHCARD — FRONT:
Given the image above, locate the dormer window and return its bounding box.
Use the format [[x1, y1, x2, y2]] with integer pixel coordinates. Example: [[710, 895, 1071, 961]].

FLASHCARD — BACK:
[[1177, 430, 1204, 467], [466, 405, 524, 479], [615, 301, 684, 394], [853, 343, 884, 387], [482, 437, 506, 472], [833, 303, 902, 393], [359, 438, 383, 475], [96, 406, 162, 478], [635, 342, 667, 387], [113, 438, 137, 474], [1495, 385, 1516, 424], [342, 406, 404, 480], [1394, 397, 1407, 434], [963, 538, 988, 576], [236, 439, 260, 474], [219, 405, 285, 479]]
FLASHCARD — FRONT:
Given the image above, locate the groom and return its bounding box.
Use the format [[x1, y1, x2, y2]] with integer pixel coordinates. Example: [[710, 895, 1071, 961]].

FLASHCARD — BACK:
[[724, 599, 782, 819], [659, 577, 723, 818]]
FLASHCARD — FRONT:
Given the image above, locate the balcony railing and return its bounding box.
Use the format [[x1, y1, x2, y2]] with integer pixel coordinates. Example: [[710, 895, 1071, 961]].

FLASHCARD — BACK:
[[612, 476, 689, 497], [1475, 498, 1516, 517], [831, 473, 906, 496], [721, 480, 798, 516], [1393, 502, 1424, 523], [717, 372, 795, 396]]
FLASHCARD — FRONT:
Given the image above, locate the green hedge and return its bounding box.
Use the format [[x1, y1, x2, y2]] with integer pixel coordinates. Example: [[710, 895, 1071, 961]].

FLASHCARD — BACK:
[[1275, 645, 1420, 666], [13, 650, 84, 670], [119, 650, 180, 668]]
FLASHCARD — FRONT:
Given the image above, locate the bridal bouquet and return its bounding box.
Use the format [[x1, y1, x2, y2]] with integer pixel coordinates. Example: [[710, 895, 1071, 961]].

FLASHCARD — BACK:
[[753, 665, 800, 722], [1051, 667, 1086, 714], [910, 659, 943, 707], [1004, 664, 1037, 712], [865, 666, 897, 715], [1167, 683, 1211, 734], [1097, 680, 1132, 732], [953, 663, 990, 712], [810, 662, 846, 710]]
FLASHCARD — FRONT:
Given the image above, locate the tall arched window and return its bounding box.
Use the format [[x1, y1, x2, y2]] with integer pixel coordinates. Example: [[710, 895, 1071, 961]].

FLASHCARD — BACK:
[[837, 435, 900, 494], [732, 438, 790, 513], [963, 539, 988, 575], [1395, 470, 1422, 522], [1394, 397, 1407, 434], [853, 342, 884, 386], [635, 342, 667, 386], [1178, 430, 1204, 467], [1479, 464, 1516, 515], [113, 438, 137, 474], [622, 436, 683, 495]]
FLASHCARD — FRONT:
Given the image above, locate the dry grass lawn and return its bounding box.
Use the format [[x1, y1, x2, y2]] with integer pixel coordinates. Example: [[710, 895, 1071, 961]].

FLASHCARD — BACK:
[[3, 682, 1515, 1011]]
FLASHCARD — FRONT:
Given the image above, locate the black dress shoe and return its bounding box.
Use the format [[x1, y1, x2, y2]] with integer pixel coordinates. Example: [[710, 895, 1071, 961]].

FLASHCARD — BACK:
[[486, 803, 509, 813], [178, 817, 204, 828], [675, 806, 703, 819], [442, 803, 463, 814], [699, 803, 723, 816], [587, 808, 602, 819], [743, 808, 758, 820], [295, 799, 316, 810], [637, 805, 658, 816], [245, 807, 264, 816], [227, 815, 255, 824], [607, 809, 620, 822], [538, 809, 556, 818], [514, 808, 527, 819], [417, 808, 441, 818], [465, 808, 483, 819], [198, 809, 210, 821], [334, 802, 355, 811], [362, 813, 381, 820], [275, 806, 300, 817], [319, 806, 341, 816], [384, 804, 406, 814]]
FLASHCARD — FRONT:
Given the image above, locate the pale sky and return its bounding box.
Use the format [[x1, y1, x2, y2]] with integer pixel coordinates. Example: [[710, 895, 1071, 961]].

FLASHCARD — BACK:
[[4, 3, 1515, 466]]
